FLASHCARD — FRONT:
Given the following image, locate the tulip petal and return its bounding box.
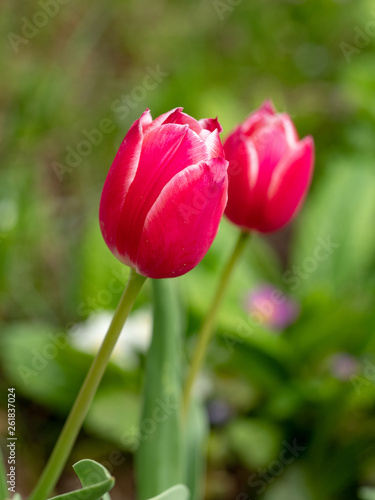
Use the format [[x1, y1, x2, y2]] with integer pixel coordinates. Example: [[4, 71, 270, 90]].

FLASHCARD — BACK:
[[115, 124, 210, 264], [139, 108, 153, 130], [204, 129, 225, 158], [99, 110, 150, 261], [278, 113, 299, 147], [224, 132, 261, 229], [252, 123, 290, 176], [161, 109, 203, 135], [244, 124, 291, 219], [240, 100, 276, 136], [261, 137, 314, 232], [135, 157, 228, 278], [198, 117, 223, 133], [145, 107, 183, 132]]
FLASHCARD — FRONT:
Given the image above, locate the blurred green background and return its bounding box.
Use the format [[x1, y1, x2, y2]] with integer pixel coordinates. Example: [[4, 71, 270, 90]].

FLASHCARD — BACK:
[[1, 0, 375, 498]]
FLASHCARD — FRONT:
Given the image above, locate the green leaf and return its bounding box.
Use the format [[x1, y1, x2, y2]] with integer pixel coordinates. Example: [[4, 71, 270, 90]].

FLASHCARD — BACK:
[[79, 219, 131, 311], [146, 484, 190, 500], [184, 399, 209, 500], [262, 464, 313, 500], [48, 459, 114, 500], [0, 452, 7, 500], [0, 323, 102, 413], [84, 388, 140, 451], [226, 418, 283, 469], [136, 279, 184, 500], [0, 322, 140, 448], [293, 158, 375, 295]]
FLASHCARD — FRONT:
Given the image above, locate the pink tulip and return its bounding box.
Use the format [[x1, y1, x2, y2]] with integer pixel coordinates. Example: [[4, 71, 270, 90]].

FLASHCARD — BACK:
[[99, 108, 228, 279], [224, 101, 314, 233]]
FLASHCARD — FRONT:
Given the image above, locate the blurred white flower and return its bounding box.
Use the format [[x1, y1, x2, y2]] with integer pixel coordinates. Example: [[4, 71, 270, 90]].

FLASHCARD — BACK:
[[193, 371, 214, 400], [69, 308, 153, 369]]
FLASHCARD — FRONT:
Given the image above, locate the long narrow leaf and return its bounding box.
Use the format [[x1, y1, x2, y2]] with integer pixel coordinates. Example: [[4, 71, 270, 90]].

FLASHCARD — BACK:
[[184, 399, 209, 500], [136, 279, 184, 500]]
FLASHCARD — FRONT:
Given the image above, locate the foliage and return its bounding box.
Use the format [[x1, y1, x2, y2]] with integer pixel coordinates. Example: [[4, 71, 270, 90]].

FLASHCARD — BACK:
[[48, 460, 114, 500], [1, 0, 375, 498]]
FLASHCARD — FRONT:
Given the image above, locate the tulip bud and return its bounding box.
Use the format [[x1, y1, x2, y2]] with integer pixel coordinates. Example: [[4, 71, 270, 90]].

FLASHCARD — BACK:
[[224, 100, 314, 233], [99, 108, 228, 279]]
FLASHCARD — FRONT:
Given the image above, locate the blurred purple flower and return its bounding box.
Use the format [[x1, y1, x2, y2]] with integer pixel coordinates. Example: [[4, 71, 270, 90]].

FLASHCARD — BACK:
[[244, 284, 299, 331], [329, 353, 360, 381], [207, 400, 234, 426]]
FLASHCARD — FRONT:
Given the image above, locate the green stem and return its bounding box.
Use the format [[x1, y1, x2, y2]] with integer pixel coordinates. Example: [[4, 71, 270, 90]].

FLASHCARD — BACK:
[[28, 268, 147, 500], [182, 230, 250, 418]]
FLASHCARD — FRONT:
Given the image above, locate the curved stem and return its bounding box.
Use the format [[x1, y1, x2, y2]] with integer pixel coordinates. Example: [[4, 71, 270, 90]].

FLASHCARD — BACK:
[[182, 230, 250, 418], [28, 268, 147, 500]]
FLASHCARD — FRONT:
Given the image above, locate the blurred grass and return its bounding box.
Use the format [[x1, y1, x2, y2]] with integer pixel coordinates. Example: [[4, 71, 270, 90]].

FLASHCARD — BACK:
[[1, 0, 375, 498]]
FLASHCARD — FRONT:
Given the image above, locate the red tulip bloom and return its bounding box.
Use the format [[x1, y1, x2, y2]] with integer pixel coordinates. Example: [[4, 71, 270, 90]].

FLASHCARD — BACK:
[[224, 101, 314, 233], [99, 108, 228, 279]]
